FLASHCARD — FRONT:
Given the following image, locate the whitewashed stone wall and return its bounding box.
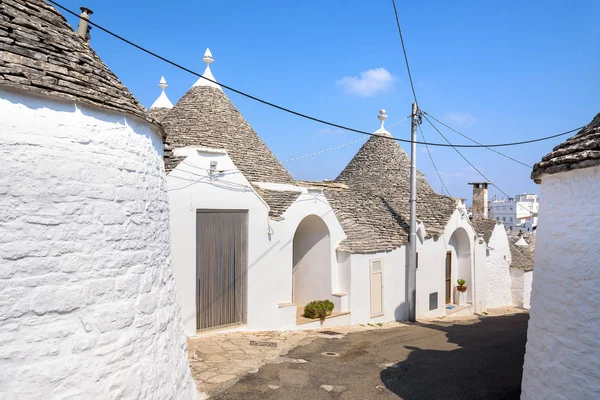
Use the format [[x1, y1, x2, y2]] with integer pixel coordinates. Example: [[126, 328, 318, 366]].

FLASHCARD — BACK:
[[510, 268, 532, 309], [485, 225, 513, 308], [521, 165, 600, 399], [0, 89, 195, 399]]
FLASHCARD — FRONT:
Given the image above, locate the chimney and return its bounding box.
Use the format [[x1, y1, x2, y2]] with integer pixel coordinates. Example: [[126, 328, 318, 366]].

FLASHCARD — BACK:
[[77, 7, 93, 42], [469, 182, 490, 219]]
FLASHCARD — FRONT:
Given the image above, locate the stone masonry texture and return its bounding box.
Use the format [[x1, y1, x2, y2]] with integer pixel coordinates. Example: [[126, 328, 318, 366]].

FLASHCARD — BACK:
[[0, 0, 160, 130], [521, 165, 600, 399], [0, 91, 195, 397]]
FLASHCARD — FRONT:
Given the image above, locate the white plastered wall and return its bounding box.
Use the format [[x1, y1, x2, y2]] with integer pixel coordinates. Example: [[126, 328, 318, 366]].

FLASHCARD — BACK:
[[416, 209, 487, 317], [292, 215, 332, 306], [345, 209, 487, 323], [485, 224, 513, 308], [509, 268, 532, 309], [0, 88, 195, 399], [167, 152, 346, 333], [521, 165, 600, 399], [348, 248, 406, 324]]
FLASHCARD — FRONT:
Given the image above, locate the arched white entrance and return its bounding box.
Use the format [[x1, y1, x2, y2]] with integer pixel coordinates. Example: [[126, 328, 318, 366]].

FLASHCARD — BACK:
[[292, 215, 332, 306], [447, 227, 472, 304]]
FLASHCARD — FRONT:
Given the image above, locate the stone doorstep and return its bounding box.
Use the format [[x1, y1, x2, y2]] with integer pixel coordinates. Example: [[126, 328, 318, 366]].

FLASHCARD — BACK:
[[296, 310, 351, 326]]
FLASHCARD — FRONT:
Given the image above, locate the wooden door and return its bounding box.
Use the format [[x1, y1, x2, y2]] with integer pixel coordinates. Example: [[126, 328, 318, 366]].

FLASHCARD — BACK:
[[445, 251, 452, 304], [196, 211, 248, 330], [370, 260, 384, 317]]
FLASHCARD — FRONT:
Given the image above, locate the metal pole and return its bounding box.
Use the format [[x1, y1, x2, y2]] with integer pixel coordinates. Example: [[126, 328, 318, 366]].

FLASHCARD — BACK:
[[408, 103, 418, 322]]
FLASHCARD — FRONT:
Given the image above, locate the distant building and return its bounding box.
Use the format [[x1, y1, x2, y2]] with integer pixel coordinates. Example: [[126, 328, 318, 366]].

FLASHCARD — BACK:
[[488, 193, 539, 232]]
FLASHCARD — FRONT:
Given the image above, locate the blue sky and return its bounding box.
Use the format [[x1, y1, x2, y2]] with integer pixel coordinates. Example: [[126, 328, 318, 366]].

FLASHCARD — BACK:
[[60, 0, 598, 202]]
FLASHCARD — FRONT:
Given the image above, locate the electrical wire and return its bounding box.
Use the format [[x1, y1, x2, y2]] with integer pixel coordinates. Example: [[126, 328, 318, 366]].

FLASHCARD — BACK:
[[282, 137, 366, 163], [423, 115, 537, 216], [418, 125, 451, 196], [391, 0, 418, 106], [423, 112, 532, 168], [282, 115, 411, 163], [47, 0, 585, 149]]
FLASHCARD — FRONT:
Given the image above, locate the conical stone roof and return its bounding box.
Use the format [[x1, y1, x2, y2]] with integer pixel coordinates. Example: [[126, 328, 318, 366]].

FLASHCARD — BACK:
[[161, 85, 294, 184], [0, 0, 157, 127], [326, 126, 457, 253], [532, 113, 600, 183]]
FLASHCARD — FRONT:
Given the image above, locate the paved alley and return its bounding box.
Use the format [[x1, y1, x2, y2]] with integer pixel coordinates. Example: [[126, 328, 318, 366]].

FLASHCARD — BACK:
[[212, 309, 529, 399]]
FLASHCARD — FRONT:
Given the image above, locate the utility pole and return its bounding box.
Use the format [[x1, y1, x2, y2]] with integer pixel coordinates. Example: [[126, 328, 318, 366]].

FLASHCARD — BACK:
[[408, 102, 419, 322]]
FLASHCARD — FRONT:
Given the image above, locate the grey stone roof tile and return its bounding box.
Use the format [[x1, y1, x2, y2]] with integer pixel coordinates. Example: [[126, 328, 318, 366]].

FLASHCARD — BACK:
[[160, 85, 294, 185], [253, 186, 301, 220], [0, 0, 159, 130], [164, 155, 186, 175], [510, 234, 536, 270], [326, 135, 457, 253], [472, 218, 498, 244], [532, 113, 600, 182]]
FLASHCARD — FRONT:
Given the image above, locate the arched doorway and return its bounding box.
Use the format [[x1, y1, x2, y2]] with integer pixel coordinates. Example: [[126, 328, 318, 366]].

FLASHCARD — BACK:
[[447, 228, 472, 304], [292, 215, 332, 306]]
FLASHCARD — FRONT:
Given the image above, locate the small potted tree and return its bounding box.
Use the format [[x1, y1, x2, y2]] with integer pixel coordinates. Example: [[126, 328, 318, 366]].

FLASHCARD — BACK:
[[456, 279, 467, 292]]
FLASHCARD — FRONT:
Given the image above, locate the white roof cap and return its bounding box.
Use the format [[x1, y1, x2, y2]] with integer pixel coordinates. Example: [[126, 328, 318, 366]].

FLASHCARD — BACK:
[[514, 236, 528, 247], [192, 48, 222, 91], [374, 109, 391, 137], [150, 76, 174, 109]]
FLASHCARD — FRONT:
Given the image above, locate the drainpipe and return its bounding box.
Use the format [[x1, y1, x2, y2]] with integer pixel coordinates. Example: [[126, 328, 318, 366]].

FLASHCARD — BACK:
[[77, 7, 93, 41]]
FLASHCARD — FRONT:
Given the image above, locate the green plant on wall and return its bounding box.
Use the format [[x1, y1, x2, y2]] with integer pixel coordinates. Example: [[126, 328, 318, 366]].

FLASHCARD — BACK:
[[457, 279, 466, 287], [303, 300, 334, 322]]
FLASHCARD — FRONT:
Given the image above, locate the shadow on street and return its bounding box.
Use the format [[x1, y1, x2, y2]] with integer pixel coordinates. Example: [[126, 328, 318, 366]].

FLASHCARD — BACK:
[[380, 313, 529, 400], [215, 312, 529, 400]]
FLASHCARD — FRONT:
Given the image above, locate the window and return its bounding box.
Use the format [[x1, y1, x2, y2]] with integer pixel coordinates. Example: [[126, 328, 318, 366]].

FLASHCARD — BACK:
[[503, 217, 506, 222], [496, 217, 499, 221], [510, 207, 513, 210], [510, 217, 513, 222]]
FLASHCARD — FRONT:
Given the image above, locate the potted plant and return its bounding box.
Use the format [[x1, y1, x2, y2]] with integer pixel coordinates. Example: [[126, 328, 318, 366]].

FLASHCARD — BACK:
[[303, 300, 335, 323], [456, 279, 467, 292]]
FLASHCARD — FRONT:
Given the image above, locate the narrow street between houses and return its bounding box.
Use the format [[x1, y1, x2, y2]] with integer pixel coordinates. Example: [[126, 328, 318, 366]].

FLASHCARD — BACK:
[[212, 308, 529, 400]]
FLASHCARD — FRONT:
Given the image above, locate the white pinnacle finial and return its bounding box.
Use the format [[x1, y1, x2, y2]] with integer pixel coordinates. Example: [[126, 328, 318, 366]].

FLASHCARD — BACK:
[[375, 109, 391, 137], [203, 48, 214, 65], [150, 76, 173, 109], [192, 47, 222, 90], [378, 109, 387, 129], [158, 76, 168, 90]]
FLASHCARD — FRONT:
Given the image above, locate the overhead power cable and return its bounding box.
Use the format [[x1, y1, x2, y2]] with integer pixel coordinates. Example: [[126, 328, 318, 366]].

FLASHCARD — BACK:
[[283, 137, 366, 163], [424, 112, 533, 168], [391, 0, 418, 105], [423, 115, 537, 215], [418, 125, 451, 196], [48, 0, 584, 148], [283, 115, 411, 163]]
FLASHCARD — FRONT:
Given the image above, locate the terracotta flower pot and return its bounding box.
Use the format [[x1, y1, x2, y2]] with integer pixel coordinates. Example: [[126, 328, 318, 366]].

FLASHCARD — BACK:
[[457, 286, 467, 293]]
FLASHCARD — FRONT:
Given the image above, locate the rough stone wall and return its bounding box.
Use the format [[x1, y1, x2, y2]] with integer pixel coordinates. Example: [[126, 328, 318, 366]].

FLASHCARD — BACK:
[[0, 89, 195, 399], [485, 225, 513, 308], [471, 184, 488, 219], [521, 165, 600, 399]]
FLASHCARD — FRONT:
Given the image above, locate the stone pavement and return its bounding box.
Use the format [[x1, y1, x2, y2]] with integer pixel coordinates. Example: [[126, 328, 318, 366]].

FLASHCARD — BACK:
[[186, 322, 409, 398], [187, 307, 526, 398]]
